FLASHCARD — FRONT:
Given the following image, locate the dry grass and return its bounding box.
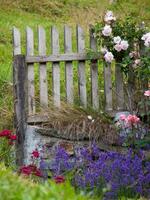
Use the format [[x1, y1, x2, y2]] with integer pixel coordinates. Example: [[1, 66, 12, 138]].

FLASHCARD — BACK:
[[33, 99, 119, 144]]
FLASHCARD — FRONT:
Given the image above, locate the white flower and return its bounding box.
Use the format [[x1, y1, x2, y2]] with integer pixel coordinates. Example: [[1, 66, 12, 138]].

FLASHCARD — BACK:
[[104, 51, 114, 63], [120, 40, 129, 50], [104, 10, 116, 23], [87, 115, 92, 120], [134, 59, 141, 65], [141, 32, 150, 41], [144, 37, 150, 47], [101, 47, 108, 54], [114, 43, 122, 52], [102, 25, 112, 37], [113, 36, 121, 44]]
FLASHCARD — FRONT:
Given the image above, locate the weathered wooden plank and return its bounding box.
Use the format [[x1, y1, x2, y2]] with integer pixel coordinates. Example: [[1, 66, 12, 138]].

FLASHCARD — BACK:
[[26, 53, 101, 63], [90, 27, 99, 110], [77, 25, 87, 108], [13, 55, 27, 166], [12, 27, 21, 55], [38, 26, 48, 107], [26, 27, 35, 115], [51, 26, 60, 107], [115, 63, 124, 110], [104, 63, 113, 111], [64, 25, 73, 104]]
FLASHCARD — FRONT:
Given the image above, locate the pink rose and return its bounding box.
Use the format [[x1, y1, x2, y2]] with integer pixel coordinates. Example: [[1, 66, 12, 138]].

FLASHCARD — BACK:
[[120, 40, 129, 50], [114, 43, 122, 52], [104, 51, 114, 63], [102, 25, 112, 37], [144, 90, 150, 97], [119, 114, 126, 121]]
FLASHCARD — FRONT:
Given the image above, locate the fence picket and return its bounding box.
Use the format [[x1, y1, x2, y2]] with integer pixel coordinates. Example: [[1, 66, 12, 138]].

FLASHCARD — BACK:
[[13, 27, 21, 55], [104, 63, 112, 111], [115, 63, 124, 110], [38, 26, 48, 107], [64, 25, 73, 104], [51, 26, 60, 107], [26, 27, 35, 114], [77, 25, 87, 108], [90, 27, 99, 110]]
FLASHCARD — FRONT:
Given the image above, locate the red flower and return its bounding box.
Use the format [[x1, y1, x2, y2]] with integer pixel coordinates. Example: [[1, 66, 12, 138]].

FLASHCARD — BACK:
[[32, 150, 40, 158], [20, 166, 32, 176], [54, 175, 65, 184], [34, 169, 43, 177], [20, 164, 42, 177], [9, 134, 17, 140], [0, 130, 11, 137]]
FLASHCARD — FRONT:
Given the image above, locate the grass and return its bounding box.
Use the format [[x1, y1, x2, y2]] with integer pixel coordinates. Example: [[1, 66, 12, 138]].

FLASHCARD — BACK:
[[0, 0, 150, 129]]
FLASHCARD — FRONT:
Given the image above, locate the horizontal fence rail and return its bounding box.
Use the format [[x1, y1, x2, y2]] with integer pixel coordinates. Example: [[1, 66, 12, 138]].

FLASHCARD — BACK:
[[13, 25, 129, 123]]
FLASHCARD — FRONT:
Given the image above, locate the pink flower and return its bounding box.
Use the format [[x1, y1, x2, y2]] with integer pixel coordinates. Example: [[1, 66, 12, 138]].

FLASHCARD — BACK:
[[102, 25, 112, 37], [120, 40, 129, 50], [134, 59, 141, 65], [32, 150, 40, 158], [119, 114, 126, 121], [104, 11, 116, 24], [126, 115, 140, 125], [144, 90, 150, 97], [104, 51, 114, 63], [114, 43, 122, 52]]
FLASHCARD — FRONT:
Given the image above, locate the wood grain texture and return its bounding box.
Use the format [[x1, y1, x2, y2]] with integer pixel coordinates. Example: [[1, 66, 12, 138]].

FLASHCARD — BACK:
[[90, 27, 99, 110], [51, 26, 60, 107], [13, 55, 27, 166], [38, 26, 48, 107], [115, 63, 124, 110], [64, 25, 73, 104], [104, 63, 113, 111], [26, 27, 35, 114], [13, 27, 21, 55], [77, 25, 87, 108]]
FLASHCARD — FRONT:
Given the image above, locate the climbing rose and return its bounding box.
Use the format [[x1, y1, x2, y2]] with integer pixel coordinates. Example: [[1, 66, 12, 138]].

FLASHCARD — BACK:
[[113, 36, 121, 44], [102, 25, 112, 37], [126, 115, 140, 125], [104, 10, 116, 24], [120, 40, 129, 50], [114, 43, 122, 52], [144, 90, 150, 97], [32, 150, 40, 158], [141, 32, 150, 47], [104, 51, 114, 63], [54, 175, 65, 184]]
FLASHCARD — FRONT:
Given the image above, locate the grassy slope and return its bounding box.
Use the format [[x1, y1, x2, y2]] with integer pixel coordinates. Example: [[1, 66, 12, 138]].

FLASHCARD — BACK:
[[0, 0, 150, 129]]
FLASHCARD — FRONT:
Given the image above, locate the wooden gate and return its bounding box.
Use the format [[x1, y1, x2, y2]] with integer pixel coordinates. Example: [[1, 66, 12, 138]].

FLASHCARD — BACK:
[[13, 25, 127, 165]]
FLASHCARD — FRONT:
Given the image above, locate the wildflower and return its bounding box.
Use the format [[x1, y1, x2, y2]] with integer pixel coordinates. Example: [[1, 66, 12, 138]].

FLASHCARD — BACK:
[[104, 10, 116, 24], [102, 25, 112, 37], [0, 130, 11, 137], [54, 175, 65, 184], [9, 134, 17, 140], [119, 114, 126, 121], [32, 150, 40, 158], [120, 40, 129, 50], [104, 51, 114, 63], [113, 36, 121, 44], [114, 43, 122, 52], [87, 115, 92, 120], [144, 90, 150, 97]]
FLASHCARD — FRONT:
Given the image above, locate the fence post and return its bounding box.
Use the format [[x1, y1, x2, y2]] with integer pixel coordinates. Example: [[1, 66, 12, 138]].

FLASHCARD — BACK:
[[13, 55, 27, 166]]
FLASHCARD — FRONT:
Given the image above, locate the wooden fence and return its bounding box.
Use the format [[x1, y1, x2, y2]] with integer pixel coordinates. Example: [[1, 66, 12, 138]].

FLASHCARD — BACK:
[[13, 25, 126, 124]]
